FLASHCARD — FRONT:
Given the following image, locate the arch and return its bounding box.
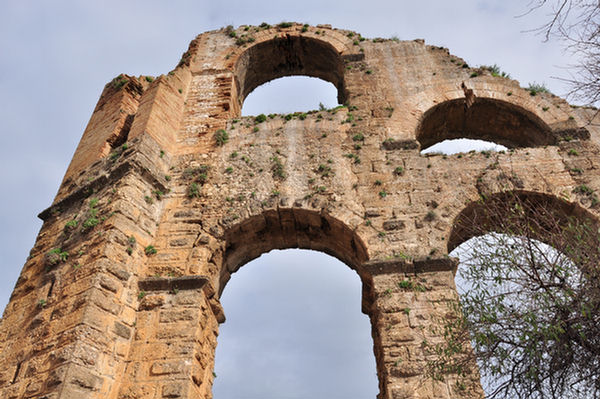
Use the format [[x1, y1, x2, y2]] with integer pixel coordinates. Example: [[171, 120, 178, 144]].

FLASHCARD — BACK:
[[417, 98, 555, 150], [220, 208, 368, 292], [241, 75, 339, 115], [448, 190, 599, 253], [448, 191, 600, 398], [234, 35, 347, 108], [420, 138, 508, 155], [216, 209, 378, 396], [213, 249, 378, 399]]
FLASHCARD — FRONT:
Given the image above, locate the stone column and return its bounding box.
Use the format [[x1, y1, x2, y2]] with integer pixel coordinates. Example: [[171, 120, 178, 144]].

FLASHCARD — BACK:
[[361, 258, 484, 399], [117, 276, 224, 399]]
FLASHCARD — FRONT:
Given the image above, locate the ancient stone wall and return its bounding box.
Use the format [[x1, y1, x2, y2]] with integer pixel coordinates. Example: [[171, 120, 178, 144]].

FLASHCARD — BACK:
[[1, 23, 599, 399]]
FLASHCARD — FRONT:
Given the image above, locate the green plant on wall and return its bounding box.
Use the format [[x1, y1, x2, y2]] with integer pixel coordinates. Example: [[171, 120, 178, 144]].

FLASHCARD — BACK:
[[188, 183, 200, 198], [214, 129, 229, 146], [81, 198, 100, 232], [47, 248, 69, 266], [271, 155, 286, 179], [144, 245, 157, 256], [527, 82, 551, 96]]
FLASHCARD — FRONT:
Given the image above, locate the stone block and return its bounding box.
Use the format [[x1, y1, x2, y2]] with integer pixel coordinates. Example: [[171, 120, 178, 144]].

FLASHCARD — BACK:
[[162, 382, 188, 398], [68, 367, 103, 391], [383, 219, 406, 231], [114, 321, 132, 339], [139, 294, 165, 310], [159, 309, 196, 323], [150, 361, 185, 376], [98, 274, 121, 293], [138, 276, 209, 292]]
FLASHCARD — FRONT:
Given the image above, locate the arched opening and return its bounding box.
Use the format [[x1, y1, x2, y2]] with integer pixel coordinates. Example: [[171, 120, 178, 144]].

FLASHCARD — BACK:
[[212, 209, 377, 398], [241, 75, 340, 116], [234, 35, 347, 111], [447, 191, 595, 252], [221, 208, 368, 287], [212, 249, 378, 399], [421, 138, 507, 155], [447, 191, 600, 398], [417, 98, 554, 150]]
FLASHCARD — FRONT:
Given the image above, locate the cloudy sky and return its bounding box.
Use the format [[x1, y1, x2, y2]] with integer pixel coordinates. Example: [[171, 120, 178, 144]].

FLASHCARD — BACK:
[[0, 1, 579, 398]]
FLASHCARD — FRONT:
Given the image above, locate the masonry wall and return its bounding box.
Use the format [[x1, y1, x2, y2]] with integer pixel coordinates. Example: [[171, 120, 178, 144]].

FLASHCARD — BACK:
[[1, 23, 599, 399]]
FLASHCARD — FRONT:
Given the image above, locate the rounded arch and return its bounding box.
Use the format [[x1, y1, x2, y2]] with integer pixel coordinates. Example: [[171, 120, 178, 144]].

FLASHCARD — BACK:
[[216, 208, 380, 397], [417, 97, 555, 150], [448, 190, 599, 253], [241, 75, 340, 115], [212, 248, 378, 399], [220, 208, 368, 294], [233, 35, 347, 108]]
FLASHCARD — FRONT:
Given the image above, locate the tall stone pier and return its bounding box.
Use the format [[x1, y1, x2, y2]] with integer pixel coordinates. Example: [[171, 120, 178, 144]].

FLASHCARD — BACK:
[[1, 23, 598, 399]]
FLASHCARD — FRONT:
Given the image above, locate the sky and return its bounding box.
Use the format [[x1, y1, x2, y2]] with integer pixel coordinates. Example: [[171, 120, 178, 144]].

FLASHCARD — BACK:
[[0, 1, 579, 398]]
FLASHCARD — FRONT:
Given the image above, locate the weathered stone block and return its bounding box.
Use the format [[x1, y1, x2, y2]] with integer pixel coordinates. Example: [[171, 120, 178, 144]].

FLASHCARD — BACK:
[[383, 219, 406, 231], [68, 367, 103, 391], [162, 382, 188, 398], [150, 361, 185, 376], [98, 274, 122, 293], [139, 294, 165, 310], [114, 321, 132, 339], [159, 309, 196, 323]]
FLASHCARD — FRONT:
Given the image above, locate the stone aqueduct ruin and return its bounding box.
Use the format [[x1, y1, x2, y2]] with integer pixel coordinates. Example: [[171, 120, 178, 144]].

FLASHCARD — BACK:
[[0, 23, 599, 399]]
